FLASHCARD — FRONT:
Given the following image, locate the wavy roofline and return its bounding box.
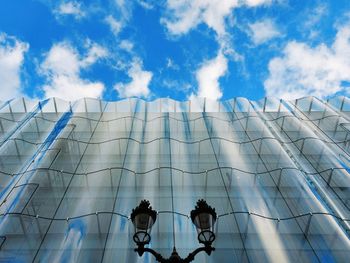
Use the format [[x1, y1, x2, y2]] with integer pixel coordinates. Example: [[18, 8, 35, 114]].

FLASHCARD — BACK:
[[0, 95, 349, 103], [0, 95, 349, 113]]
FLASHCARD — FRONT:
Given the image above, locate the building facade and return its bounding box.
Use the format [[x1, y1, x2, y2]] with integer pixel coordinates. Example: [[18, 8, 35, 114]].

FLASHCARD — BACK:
[[0, 97, 349, 262]]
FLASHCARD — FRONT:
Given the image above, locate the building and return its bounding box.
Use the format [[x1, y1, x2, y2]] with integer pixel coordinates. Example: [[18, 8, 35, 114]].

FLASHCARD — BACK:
[[0, 96, 349, 262]]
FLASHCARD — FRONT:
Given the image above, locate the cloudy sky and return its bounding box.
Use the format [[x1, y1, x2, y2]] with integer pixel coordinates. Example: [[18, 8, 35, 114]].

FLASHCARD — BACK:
[[0, 0, 350, 101]]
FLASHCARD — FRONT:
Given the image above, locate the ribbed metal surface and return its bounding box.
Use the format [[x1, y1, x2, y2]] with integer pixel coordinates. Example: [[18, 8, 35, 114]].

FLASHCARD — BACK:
[[0, 96, 349, 262]]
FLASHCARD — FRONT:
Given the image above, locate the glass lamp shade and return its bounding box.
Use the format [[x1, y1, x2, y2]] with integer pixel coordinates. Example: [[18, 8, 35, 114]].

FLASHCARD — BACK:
[[133, 212, 156, 231], [192, 212, 215, 231]]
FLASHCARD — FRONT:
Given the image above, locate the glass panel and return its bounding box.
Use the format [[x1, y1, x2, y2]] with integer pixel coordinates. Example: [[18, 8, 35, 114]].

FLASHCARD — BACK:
[[0, 98, 349, 262]]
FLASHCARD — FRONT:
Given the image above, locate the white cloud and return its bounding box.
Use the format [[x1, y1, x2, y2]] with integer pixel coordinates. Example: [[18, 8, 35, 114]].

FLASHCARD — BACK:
[[162, 79, 191, 92], [54, 1, 86, 19], [105, 15, 123, 36], [302, 3, 328, 40], [304, 4, 327, 29], [119, 40, 134, 52], [0, 33, 29, 100], [161, 0, 271, 36], [264, 23, 350, 99], [193, 51, 228, 100], [114, 0, 132, 21], [245, 0, 271, 7], [166, 57, 179, 70], [162, 0, 236, 36], [105, 1, 134, 36], [114, 59, 153, 98], [81, 42, 108, 67], [248, 19, 281, 45], [138, 0, 154, 10], [42, 76, 105, 101], [41, 42, 107, 101], [162, 0, 270, 100]]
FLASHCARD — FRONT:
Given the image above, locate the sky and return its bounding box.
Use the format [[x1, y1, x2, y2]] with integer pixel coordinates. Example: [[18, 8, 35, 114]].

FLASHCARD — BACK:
[[0, 0, 350, 102]]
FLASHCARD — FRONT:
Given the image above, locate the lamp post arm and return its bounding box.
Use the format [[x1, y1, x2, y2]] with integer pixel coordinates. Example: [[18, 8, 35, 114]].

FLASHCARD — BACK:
[[135, 247, 167, 263], [135, 245, 215, 263], [183, 246, 215, 263]]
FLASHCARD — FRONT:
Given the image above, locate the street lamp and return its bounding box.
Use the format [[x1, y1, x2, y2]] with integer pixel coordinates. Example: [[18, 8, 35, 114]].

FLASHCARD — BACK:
[[190, 199, 216, 249], [130, 200, 157, 254], [130, 199, 217, 263]]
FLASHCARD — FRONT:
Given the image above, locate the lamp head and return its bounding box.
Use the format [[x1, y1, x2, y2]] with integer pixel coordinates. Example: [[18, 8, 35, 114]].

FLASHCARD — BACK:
[[131, 200, 157, 246], [190, 199, 216, 246]]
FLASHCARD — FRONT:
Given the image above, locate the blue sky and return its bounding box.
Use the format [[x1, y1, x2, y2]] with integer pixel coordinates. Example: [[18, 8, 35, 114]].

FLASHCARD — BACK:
[[0, 0, 350, 101]]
